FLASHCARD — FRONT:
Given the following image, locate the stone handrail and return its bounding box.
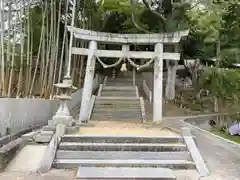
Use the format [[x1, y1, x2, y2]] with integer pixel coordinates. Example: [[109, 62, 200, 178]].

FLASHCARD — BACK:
[[37, 134, 59, 173], [88, 95, 96, 121], [97, 84, 103, 96], [143, 80, 152, 103], [139, 97, 147, 122]]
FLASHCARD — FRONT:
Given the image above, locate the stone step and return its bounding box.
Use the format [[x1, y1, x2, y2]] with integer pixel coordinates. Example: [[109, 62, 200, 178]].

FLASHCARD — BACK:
[[101, 92, 137, 96], [106, 81, 133, 83], [94, 103, 139, 106], [58, 142, 186, 151], [101, 90, 136, 93], [106, 83, 134, 85], [101, 94, 137, 97], [94, 102, 140, 106], [107, 78, 133, 81], [92, 110, 141, 114], [106, 84, 134, 87], [91, 113, 142, 120], [93, 105, 140, 109], [91, 110, 141, 113], [56, 151, 191, 160], [54, 159, 195, 169], [90, 117, 142, 121], [103, 86, 136, 90], [96, 96, 139, 100], [76, 167, 176, 179], [61, 134, 184, 143], [92, 109, 141, 113]]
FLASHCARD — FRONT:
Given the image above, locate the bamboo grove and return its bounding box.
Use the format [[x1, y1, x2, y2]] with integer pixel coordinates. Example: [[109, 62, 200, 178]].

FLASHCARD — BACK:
[[0, 0, 92, 99], [0, 0, 240, 105]]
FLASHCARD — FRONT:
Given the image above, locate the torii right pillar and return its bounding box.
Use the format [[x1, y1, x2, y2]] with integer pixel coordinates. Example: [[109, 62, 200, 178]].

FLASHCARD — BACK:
[[153, 43, 163, 123]]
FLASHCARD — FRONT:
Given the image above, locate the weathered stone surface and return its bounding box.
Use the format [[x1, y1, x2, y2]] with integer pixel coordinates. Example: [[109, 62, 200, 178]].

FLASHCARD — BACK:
[[6, 145, 47, 172], [42, 126, 56, 132], [54, 159, 195, 169], [0, 125, 42, 148], [48, 120, 54, 126], [42, 126, 78, 134], [52, 115, 73, 126], [76, 167, 176, 179], [41, 131, 54, 136], [61, 134, 183, 144], [58, 142, 186, 151], [0, 138, 24, 170], [56, 150, 190, 160], [35, 133, 53, 143], [38, 135, 59, 173], [182, 127, 209, 177], [56, 124, 66, 138], [21, 131, 40, 141]]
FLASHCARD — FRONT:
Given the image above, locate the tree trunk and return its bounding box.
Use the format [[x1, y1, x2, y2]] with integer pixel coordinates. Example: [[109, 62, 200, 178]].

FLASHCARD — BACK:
[[214, 96, 218, 113], [165, 45, 178, 101], [25, 3, 31, 96], [0, 0, 6, 96], [30, 1, 46, 97], [16, 1, 25, 98], [8, 21, 17, 97]]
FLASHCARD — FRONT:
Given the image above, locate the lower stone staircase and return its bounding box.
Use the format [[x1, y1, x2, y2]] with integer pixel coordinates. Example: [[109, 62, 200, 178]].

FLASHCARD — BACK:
[[53, 134, 195, 179], [50, 76, 209, 179]]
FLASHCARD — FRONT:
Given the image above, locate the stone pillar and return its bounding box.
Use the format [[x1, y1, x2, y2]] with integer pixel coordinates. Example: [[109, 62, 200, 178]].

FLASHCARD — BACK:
[[153, 43, 163, 123], [79, 40, 97, 122]]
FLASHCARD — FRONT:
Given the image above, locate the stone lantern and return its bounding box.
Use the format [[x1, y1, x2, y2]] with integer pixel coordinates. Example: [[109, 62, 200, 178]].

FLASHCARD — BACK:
[[52, 79, 76, 126]]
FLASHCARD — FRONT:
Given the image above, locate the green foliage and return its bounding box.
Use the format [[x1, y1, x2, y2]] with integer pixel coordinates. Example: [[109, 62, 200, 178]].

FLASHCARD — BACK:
[[100, 0, 143, 14], [200, 67, 240, 102], [186, 0, 240, 62]]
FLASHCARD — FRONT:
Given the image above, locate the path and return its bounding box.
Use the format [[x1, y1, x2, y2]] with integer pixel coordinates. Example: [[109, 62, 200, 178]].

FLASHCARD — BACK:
[[164, 117, 240, 180], [6, 145, 47, 172]]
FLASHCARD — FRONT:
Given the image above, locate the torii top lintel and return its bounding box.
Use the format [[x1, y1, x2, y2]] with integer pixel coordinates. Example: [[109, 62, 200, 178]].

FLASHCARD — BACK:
[[67, 26, 189, 45]]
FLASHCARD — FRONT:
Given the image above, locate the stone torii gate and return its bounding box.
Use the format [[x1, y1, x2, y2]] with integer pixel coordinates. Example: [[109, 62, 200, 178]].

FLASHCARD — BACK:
[[67, 26, 188, 123]]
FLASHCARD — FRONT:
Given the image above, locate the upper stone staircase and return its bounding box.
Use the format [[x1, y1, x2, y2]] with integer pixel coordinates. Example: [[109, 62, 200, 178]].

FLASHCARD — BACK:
[[89, 76, 145, 121]]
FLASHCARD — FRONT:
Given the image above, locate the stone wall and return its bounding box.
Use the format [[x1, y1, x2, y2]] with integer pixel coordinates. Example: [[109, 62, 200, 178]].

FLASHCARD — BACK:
[[0, 76, 101, 137], [0, 99, 59, 137]]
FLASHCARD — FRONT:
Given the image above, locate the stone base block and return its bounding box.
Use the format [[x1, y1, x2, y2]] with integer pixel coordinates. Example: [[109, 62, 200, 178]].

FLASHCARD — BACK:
[[48, 120, 54, 126], [21, 131, 40, 142], [41, 131, 54, 136], [56, 124, 66, 137], [42, 126, 79, 134], [52, 115, 73, 126], [35, 131, 54, 143]]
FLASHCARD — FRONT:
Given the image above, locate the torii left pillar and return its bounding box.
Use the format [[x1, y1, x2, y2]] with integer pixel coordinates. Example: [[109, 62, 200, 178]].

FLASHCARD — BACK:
[[79, 40, 97, 122], [153, 43, 163, 123]]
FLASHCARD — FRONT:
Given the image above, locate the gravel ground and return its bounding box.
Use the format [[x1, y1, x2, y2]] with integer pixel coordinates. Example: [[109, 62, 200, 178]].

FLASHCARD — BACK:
[[79, 120, 178, 136]]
